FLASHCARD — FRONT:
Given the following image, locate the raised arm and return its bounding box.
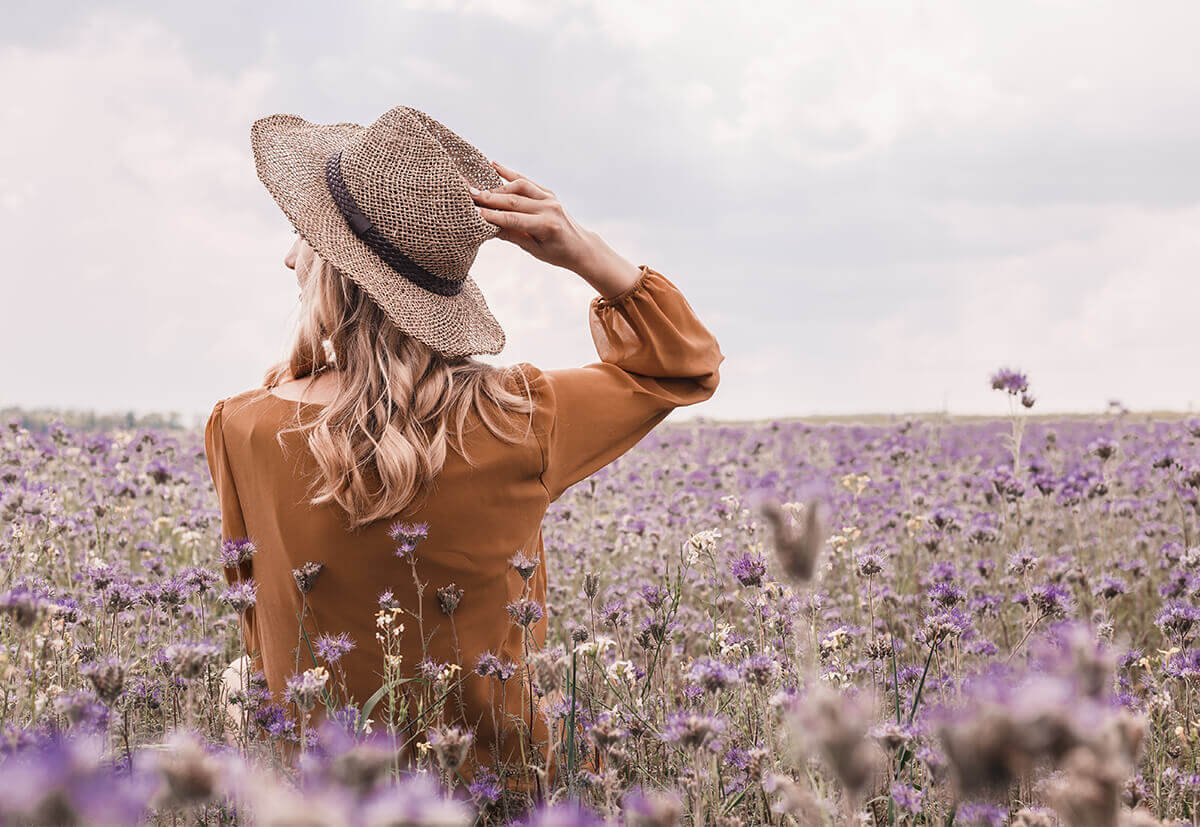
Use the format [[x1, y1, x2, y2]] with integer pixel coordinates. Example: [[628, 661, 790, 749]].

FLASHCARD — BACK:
[[523, 263, 723, 502], [470, 159, 724, 500]]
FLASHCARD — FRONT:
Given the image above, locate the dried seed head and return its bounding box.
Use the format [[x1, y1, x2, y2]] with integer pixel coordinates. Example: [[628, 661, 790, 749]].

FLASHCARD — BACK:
[[292, 561, 324, 595], [427, 725, 474, 771], [509, 551, 538, 582], [436, 583, 463, 616], [153, 730, 222, 810], [583, 572, 600, 599], [82, 658, 126, 704], [760, 499, 826, 584]]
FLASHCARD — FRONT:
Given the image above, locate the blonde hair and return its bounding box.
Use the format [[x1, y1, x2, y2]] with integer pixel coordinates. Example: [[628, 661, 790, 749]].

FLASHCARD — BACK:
[[263, 242, 535, 533]]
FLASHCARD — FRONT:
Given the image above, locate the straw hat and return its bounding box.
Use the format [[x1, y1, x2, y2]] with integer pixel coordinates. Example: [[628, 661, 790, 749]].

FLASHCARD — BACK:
[[250, 105, 508, 357]]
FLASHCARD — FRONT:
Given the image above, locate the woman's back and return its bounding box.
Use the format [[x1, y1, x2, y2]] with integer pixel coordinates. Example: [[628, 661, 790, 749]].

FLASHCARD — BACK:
[[204, 264, 723, 792]]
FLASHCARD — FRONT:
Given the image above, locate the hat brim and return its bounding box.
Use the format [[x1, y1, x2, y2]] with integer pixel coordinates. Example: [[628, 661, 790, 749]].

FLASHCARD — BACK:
[[250, 113, 505, 357]]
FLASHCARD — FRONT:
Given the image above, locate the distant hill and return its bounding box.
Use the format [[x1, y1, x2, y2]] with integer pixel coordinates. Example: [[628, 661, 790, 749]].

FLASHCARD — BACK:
[[0, 406, 188, 432]]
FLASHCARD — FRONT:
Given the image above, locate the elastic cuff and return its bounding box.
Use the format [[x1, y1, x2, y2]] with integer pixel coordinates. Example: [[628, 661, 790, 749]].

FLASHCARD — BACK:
[[592, 264, 652, 310]]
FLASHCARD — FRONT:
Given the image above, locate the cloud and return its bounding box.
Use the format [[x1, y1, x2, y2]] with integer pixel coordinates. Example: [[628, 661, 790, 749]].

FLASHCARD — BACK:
[[1, 1, 1197, 422], [0, 10, 290, 416], [858, 203, 1200, 414]]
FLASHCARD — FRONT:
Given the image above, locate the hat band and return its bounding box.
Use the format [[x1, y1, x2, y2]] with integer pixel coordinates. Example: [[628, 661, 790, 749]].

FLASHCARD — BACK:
[[324, 150, 465, 297]]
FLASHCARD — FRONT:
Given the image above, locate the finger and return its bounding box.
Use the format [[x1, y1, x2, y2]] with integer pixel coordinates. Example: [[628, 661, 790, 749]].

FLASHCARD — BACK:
[[485, 178, 554, 200], [471, 188, 554, 215], [490, 160, 555, 197], [477, 205, 549, 235]]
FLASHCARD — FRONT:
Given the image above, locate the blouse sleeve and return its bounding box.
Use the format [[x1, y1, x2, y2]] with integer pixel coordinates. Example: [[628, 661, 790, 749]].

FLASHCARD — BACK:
[[529, 264, 724, 503], [203, 398, 264, 676]]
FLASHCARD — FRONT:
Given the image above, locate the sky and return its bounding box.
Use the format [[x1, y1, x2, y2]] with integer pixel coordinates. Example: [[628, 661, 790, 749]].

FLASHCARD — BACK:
[[1, 0, 1196, 425]]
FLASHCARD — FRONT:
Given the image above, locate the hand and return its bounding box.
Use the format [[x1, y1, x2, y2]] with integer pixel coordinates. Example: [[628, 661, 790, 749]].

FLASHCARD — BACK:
[[470, 161, 641, 297]]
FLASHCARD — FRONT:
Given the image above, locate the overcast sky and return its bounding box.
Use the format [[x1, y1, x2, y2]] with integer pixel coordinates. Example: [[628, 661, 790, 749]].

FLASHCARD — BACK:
[[2, 1, 1196, 424]]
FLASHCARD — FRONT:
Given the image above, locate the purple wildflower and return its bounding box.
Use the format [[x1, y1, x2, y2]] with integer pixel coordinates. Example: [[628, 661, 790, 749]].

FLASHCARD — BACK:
[[731, 553, 767, 587], [219, 580, 257, 614], [890, 781, 925, 814], [219, 537, 257, 568], [1156, 600, 1200, 642], [660, 712, 726, 751], [509, 551, 538, 582], [688, 658, 741, 693], [389, 521, 428, 559], [990, 367, 1029, 395], [313, 632, 356, 665], [506, 599, 544, 628]]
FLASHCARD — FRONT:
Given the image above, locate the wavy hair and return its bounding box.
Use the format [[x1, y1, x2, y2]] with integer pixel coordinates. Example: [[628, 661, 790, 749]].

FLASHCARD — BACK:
[[262, 241, 535, 533]]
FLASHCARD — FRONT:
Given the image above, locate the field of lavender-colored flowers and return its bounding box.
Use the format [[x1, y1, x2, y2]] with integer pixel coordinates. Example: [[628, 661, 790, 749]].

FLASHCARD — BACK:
[[1, 373, 1198, 826]]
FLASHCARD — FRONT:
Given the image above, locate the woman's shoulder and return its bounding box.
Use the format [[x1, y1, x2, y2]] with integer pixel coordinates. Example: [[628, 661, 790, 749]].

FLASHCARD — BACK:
[[208, 388, 279, 429]]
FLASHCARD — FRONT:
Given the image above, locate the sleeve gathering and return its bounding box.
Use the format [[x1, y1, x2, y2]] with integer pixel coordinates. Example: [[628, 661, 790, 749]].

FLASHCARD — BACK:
[[529, 264, 724, 502]]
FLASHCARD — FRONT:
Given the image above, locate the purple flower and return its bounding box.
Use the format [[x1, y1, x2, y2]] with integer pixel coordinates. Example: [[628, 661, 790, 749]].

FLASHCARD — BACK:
[[621, 788, 683, 826], [219, 537, 257, 567], [513, 802, 609, 827], [356, 770, 474, 825], [730, 553, 767, 587], [855, 552, 883, 578], [53, 690, 111, 733], [639, 584, 669, 610], [253, 704, 296, 740], [0, 732, 156, 824], [284, 668, 329, 712], [80, 658, 125, 704], [660, 712, 726, 751], [164, 641, 221, 680], [956, 802, 1007, 827], [921, 607, 972, 644], [506, 599, 545, 628], [476, 652, 517, 681], [0, 585, 48, 628], [890, 781, 925, 814], [741, 654, 781, 687], [1093, 576, 1127, 599], [313, 632, 356, 665], [389, 521, 429, 559], [509, 551, 538, 581], [1156, 600, 1200, 642], [1029, 582, 1072, 619], [688, 658, 742, 693], [1165, 649, 1200, 680], [927, 581, 964, 608], [219, 580, 257, 614], [989, 367, 1029, 395], [468, 766, 501, 806]]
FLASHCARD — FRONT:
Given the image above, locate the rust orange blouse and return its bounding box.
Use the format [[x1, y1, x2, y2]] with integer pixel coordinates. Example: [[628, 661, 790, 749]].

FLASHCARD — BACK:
[[203, 264, 723, 789]]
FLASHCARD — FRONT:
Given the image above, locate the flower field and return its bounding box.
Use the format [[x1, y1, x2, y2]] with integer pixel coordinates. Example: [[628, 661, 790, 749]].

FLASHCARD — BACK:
[[1, 380, 1199, 825]]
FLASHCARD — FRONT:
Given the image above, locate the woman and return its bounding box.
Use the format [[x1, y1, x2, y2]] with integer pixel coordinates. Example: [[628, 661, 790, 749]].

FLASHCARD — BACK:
[[204, 105, 723, 798]]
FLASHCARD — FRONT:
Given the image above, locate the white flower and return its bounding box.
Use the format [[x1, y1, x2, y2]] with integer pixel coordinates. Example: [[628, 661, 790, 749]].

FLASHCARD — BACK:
[[607, 660, 638, 685], [684, 528, 721, 565]]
